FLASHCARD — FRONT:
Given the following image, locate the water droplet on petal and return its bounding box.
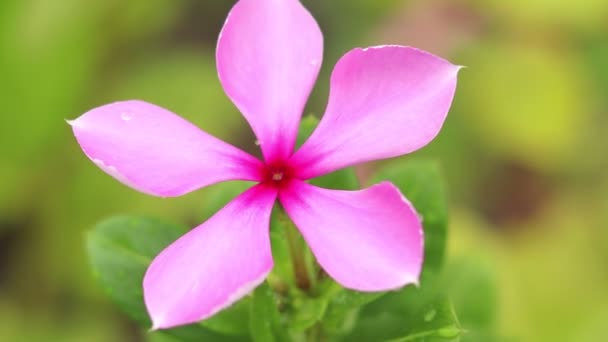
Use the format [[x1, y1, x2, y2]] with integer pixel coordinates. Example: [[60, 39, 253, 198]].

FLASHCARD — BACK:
[[121, 112, 133, 121], [310, 58, 319, 66]]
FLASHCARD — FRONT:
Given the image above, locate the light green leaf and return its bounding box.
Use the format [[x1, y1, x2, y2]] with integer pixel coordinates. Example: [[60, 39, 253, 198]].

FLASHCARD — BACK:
[[201, 181, 254, 219], [311, 166, 360, 191], [268, 207, 296, 288], [295, 114, 319, 149], [268, 207, 328, 333], [287, 294, 328, 332], [249, 282, 290, 342], [447, 257, 499, 342]]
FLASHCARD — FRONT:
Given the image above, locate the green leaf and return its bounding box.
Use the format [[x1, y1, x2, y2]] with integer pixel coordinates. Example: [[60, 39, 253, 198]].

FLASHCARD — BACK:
[[287, 294, 328, 332], [297, 115, 359, 190], [331, 160, 458, 341], [373, 159, 448, 275], [320, 160, 449, 338], [295, 115, 318, 149], [320, 282, 385, 337], [249, 282, 290, 342], [87, 216, 248, 341], [201, 298, 251, 337], [336, 255, 482, 342], [268, 207, 329, 333], [146, 332, 182, 342], [87, 216, 185, 324], [201, 181, 253, 219], [447, 257, 498, 342], [268, 207, 296, 288], [311, 167, 360, 191], [344, 282, 462, 341]]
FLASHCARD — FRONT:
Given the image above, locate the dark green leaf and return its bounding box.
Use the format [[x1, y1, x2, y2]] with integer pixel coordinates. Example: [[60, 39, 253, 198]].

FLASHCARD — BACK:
[[320, 281, 385, 337], [344, 279, 462, 341], [320, 160, 449, 338], [87, 216, 185, 325], [87, 216, 247, 341]]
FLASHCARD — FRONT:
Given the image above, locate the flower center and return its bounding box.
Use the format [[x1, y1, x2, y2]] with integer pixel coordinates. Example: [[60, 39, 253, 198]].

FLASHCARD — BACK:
[[271, 171, 284, 182], [263, 162, 293, 189]]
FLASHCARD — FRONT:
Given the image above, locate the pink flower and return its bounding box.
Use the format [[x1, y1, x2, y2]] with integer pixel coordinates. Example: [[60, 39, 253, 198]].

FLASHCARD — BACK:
[[70, 0, 460, 330]]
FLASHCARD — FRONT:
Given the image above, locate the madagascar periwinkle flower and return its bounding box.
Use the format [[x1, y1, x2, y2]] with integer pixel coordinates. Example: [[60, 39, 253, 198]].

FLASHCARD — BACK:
[[69, 0, 460, 330]]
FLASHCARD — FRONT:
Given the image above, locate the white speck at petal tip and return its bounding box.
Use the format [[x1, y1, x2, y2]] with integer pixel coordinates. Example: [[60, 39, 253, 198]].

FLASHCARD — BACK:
[[149, 316, 165, 332], [409, 274, 422, 288], [65, 118, 80, 127]]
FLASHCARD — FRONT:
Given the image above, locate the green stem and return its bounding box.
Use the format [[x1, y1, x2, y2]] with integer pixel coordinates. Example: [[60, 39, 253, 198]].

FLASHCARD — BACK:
[[306, 323, 325, 342], [280, 210, 311, 291]]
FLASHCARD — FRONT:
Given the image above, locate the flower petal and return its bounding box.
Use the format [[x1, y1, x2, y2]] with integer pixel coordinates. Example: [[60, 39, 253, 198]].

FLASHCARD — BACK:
[[279, 180, 423, 291], [144, 184, 277, 329], [290, 46, 461, 179], [69, 100, 264, 197], [217, 0, 323, 163]]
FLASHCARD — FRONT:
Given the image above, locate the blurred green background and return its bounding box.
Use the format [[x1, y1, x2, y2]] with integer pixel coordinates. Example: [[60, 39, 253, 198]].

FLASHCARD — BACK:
[[1, 0, 607, 341]]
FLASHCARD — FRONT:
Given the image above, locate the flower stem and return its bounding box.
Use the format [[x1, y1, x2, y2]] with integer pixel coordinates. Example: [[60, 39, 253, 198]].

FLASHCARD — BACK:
[[280, 211, 311, 291]]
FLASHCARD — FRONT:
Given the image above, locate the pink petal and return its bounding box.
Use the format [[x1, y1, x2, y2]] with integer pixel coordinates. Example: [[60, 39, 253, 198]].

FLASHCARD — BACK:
[[217, 0, 323, 163], [290, 46, 461, 179], [279, 180, 423, 291], [144, 184, 277, 329], [69, 100, 264, 197]]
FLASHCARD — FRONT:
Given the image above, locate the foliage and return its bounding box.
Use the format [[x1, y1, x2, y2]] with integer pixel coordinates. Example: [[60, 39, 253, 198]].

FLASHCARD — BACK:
[[2, 0, 607, 341], [86, 138, 496, 340]]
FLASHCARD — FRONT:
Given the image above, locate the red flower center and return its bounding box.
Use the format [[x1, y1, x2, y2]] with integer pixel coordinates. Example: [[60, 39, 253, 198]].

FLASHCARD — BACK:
[[262, 161, 294, 189]]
